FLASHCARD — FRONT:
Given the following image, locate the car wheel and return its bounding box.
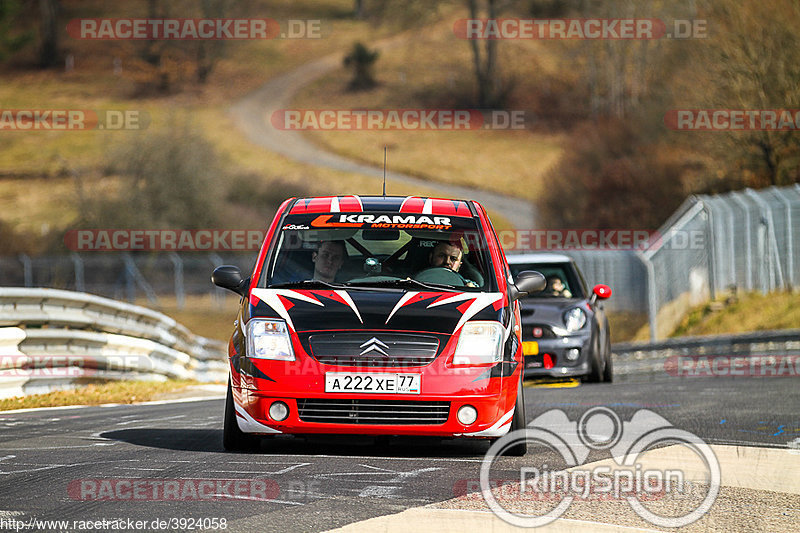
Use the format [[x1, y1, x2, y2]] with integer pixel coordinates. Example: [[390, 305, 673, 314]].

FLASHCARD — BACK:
[[223, 378, 260, 452], [584, 335, 603, 383], [501, 373, 527, 456], [602, 336, 614, 383]]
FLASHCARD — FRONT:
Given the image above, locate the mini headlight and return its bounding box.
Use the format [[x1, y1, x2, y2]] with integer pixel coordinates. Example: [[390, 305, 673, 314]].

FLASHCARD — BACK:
[[246, 319, 295, 361], [452, 321, 504, 366], [564, 308, 587, 332]]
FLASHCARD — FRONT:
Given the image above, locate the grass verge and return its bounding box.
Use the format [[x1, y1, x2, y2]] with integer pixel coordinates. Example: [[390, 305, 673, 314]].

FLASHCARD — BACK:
[[670, 291, 800, 338], [0, 379, 205, 411]]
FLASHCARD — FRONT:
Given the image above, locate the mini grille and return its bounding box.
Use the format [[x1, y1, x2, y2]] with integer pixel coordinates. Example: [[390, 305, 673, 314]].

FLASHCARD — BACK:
[[297, 399, 450, 425], [307, 333, 440, 367], [527, 324, 558, 339]]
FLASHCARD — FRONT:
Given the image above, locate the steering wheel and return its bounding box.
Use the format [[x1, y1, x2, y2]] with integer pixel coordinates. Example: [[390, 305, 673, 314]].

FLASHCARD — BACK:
[[413, 267, 467, 287]]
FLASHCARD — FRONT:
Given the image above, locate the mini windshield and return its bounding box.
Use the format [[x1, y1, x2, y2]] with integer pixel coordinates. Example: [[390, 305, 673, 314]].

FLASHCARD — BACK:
[[509, 262, 584, 299], [260, 213, 496, 291]]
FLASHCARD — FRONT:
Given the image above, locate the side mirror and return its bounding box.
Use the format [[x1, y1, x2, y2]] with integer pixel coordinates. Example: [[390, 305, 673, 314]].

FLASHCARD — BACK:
[[511, 270, 546, 301], [212, 265, 249, 296], [590, 284, 612, 303]]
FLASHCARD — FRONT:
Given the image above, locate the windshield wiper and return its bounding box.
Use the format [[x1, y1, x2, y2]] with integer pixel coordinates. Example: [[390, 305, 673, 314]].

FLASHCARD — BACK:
[[269, 279, 349, 290], [349, 278, 462, 292]]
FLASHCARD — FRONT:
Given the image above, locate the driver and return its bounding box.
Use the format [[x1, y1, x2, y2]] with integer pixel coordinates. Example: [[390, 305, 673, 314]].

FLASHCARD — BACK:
[[426, 241, 478, 287], [429, 241, 463, 271], [312, 240, 346, 283], [545, 274, 572, 298]]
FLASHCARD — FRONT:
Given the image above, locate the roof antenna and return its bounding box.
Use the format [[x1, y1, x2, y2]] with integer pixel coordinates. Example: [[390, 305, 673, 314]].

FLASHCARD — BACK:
[[382, 145, 387, 197]]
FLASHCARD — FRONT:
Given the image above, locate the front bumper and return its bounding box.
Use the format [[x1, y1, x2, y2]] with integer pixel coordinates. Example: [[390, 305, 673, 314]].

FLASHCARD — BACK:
[[231, 354, 520, 439], [522, 334, 592, 378]]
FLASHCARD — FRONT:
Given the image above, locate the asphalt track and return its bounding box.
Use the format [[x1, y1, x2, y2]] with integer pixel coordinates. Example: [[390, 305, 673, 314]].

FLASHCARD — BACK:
[[0, 376, 797, 532]]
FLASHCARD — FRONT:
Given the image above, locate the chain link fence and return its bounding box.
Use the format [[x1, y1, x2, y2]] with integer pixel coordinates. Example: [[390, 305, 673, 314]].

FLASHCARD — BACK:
[[638, 184, 800, 339], [0, 252, 256, 309], [1, 185, 798, 340]]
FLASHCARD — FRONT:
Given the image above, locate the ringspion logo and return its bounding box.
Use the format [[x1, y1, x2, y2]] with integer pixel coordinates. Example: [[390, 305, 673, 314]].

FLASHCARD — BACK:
[[481, 407, 720, 528]]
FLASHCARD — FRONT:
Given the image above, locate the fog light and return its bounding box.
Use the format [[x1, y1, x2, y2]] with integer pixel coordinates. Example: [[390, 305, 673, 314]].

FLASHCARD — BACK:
[[457, 405, 478, 425], [269, 401, 289, 421], [566, 348, 580, 362]]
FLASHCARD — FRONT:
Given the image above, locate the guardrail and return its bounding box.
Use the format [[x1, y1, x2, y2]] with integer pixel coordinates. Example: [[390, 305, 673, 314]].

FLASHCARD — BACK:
[[612, 329, 800, 381], [0, 288, 229, 399]]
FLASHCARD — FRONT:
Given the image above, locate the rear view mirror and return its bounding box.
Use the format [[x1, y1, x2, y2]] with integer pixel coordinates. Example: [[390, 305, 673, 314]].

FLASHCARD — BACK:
[[212, 265, 249, 296]]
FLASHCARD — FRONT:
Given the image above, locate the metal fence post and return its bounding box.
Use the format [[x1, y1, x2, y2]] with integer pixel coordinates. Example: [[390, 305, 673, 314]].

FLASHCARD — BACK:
[[169, 253, 185, 310], [713, 196, 736, 291], [638, 251, 658, 341], [18, 254, 32, 287], [771, 186, 793, 289], [747, 188, 784, 292], [700, 201, 716, 301], [731, 193, 753, 291], [70, 253, 85, 292]]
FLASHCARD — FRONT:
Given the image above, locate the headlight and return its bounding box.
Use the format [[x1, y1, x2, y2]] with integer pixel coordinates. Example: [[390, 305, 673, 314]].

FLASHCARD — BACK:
[[564, 308, 587, 332], [246, 319, 295, 361], [452, 321, 504, 366]]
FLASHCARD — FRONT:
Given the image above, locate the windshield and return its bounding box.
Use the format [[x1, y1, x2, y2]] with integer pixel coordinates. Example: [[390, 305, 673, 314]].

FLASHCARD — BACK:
[[509, 262, 584, 299], [259, 212, 496, 291]]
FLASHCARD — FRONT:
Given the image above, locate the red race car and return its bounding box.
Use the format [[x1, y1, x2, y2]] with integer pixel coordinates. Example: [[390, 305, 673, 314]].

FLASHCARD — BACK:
[[212, 195, 544, 454]]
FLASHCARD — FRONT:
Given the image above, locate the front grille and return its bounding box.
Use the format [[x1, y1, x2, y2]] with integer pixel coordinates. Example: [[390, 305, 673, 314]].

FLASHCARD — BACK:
[[307, 332, 440, 367], [297, 399, 450, 425], [526, 324, 558, 340]]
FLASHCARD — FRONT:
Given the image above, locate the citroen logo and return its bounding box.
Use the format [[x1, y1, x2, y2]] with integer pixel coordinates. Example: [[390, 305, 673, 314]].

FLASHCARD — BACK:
[[359, 337, 390, 357]]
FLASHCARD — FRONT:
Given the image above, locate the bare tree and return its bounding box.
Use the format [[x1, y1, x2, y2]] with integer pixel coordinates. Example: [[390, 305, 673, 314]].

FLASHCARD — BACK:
[[694, 0, 800, 185], [466, 0, 499, 107], [38, 0, 59, 68]]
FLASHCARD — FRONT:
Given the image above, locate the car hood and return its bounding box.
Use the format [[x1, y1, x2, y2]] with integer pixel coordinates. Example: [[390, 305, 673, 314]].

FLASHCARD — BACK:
[[248, 288, 505, 335]]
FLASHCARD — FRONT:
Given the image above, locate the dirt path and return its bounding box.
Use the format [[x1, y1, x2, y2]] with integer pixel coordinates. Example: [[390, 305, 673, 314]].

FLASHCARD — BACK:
[[229, 42, 537, 230]]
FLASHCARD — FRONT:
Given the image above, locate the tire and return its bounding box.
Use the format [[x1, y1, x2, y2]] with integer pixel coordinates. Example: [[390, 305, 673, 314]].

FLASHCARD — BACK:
[[583, 334, 603, 383], [502, 374, 528, 456], [602, 336, 614, 382], [223, 379, 260, 452]]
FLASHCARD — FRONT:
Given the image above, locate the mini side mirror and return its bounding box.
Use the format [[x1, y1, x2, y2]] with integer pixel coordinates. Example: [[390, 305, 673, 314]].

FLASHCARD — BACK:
[[591, 284, 612, 303]]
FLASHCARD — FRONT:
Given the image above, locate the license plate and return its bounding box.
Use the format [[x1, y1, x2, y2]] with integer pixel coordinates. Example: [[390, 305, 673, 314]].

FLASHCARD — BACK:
[[325, 373, 421, 394], [522, 341, 539, 355]]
